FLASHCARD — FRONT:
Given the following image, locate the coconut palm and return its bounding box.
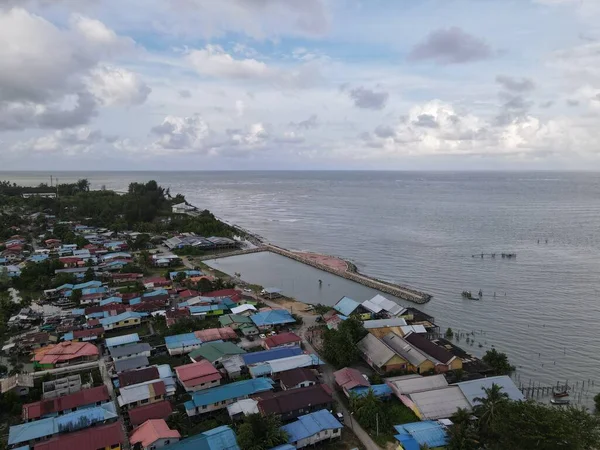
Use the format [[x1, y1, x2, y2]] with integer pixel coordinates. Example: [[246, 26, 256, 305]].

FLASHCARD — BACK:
[[473, 383, 509, 436]]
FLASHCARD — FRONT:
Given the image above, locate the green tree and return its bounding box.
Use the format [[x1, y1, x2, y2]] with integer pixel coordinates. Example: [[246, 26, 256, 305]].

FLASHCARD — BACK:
[[196, 278, 214, 293], [174, 272, 187, 284], [445, 327, 454, 338], [71, 289, 82, 306], [595, 393, 600, 413], [482, 348, 515, 375], [83, 267, 95, 282], [349, 389, 387, 433], [473, 383, 509, 433], [237, 413, 288, 450]]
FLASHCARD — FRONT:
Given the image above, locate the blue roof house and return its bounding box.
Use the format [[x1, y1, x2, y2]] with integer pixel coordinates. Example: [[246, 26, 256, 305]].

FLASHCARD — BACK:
[[105, 333, 140, 348], [242, 347, 303, 366], [99, 297, 122, 306], [165, 333, 203, 356], [281, 409, 343, 449], [169, 270, 202, 280], [99, 311, 143, 331], [8, 403, 117, 447], [333, 296, 360, 316], [162, 425, 240, 450], [393, 421, 449, 450], [73, 280, 102, 290], [250, 310, 296, 329], [185, 378, 274, 417]]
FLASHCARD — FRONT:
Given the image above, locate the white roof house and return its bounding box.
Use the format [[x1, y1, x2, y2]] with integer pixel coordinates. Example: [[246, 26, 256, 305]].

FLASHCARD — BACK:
[[409, 386, 472, 420], [382, 333, 433, 368], [363, 318, 407, 329], [386, 374, 448, 395], [230, 304, 257, 315], [361, 299, 383, 314], [367, 294, 406, 316]]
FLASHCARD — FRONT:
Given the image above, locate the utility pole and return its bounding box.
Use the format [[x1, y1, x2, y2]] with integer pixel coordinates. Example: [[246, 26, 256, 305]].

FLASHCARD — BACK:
[[376, 413, 379, 436]]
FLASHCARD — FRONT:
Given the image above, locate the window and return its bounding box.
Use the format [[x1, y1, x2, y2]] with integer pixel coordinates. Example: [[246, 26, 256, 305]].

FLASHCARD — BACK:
[[202, 405, 207, 409], [111, 444, 120, 449], [141, 399, 149, 404], [155, 396, 161, 400], [165, 440, 170, 445], [124, 320, 129, 324]]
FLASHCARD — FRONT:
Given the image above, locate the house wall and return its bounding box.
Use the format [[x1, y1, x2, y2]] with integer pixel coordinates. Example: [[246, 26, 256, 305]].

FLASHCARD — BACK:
[[279, 401, 334, 422], [167, 343, 202, 356], [383, 355, 409, 373], [187, 394, 250, 417], [449, 358, 463, 371], [294, 427, 342, 449], [143, 437, 180, 450], [282, 380, 316, 390], [184, 378, 221, 392], [105, 317, 141, 331], [124, 394, 164, 410], [416, 359, 436, 374], [367, 327, 403, 339]]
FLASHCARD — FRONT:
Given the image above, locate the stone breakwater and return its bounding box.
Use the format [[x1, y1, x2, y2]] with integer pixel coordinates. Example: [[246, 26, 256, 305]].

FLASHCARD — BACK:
[[265, 244, 432, 305]]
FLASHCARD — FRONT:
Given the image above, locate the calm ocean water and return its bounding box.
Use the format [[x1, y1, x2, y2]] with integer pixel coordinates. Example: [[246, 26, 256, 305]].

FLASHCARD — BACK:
[[3, 171, 600, 404]]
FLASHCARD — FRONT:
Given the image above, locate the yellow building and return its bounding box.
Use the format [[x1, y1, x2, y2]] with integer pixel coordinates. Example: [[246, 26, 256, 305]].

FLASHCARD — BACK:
[[100, 312, 142, 331]]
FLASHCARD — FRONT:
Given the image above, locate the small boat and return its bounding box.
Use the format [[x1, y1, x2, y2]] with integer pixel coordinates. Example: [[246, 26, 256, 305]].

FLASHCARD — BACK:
[[553, 390, 569, 398], [550, 398, 570, 405]]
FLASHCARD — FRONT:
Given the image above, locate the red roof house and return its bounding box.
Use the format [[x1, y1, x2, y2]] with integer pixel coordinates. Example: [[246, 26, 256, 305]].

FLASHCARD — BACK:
[[263, 332, 302, 350], [22, 385, 109, 421], [128, 401, 173, 427], [129, 419, 181, 449], [33, 421, 125, 450], [333, 367, 370, 396], [32, 341, 99, 368], [194, 327, 238, 342], [175, 360, 222, 392]]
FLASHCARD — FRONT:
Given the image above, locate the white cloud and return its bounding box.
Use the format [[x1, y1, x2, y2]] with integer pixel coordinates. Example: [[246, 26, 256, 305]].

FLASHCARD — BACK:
[[149, 115, 211, 153], [11, 127, 106, 155], [0, 7, 145, 131], [86, 66, 151, 106], [235, 100, 245, 117]]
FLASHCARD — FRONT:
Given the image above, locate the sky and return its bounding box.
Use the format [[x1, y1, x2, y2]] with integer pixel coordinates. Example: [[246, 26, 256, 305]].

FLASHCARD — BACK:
[[1, 0, 600, 170]]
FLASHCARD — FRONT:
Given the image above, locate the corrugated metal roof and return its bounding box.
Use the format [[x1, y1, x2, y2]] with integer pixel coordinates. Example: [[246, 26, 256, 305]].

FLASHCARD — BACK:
[[250, 310, 295, 327], [409, 386, 471, 420], [106, 333, 140, 348], [165, 333, 202, 349], [368, 294, 405, 316], [189, 378, 274, 408], [357, 334, 396, 368], [387, 374, 448, 395], [32, 421, 125, 450], [353, 384, 393, 398], [457, 376, 524, 406], [333, 296, 360, 316], [394, 421, 448, 449], [8, 403, 117, 446], [160, 425, 240, 450], [242, 347, 303, 366], [226, 399, 258, 418], [117, 381, 165, 407], [99, 297, 122, 306], [109, 342, 151, 359], [249, 354, 323, 377], [189, 342, 245, 363], [399, 325, 427, 335], [333, 367, 370, 391], [382, 333, 430, 367], [363, 318, 407, 329], [282, 409, 342, 443], [114, 355, 149, 373], [99, 311, 143, 326], [129, 401, 173, 427], [361, 299, 383, 314]]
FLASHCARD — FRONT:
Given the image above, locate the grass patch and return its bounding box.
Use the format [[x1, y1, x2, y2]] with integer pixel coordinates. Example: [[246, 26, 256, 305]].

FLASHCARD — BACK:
[[371, 399, 418, 446], [148, 353, 190, 369], [104, 323, 150, 338]]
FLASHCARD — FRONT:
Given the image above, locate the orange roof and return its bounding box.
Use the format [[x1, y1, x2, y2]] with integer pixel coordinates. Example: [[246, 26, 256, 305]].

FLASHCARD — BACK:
[[32, 341, 99, 365], [194, 327, 237, 342], [129, 419, 181, 448]]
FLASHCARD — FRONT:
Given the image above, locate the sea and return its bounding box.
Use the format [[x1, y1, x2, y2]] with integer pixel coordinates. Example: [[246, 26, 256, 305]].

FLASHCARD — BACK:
[[3, 170, 599, 405]]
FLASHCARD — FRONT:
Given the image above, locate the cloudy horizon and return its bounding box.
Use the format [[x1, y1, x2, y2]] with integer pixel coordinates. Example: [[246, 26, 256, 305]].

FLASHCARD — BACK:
[[1, 0, 599, 170]]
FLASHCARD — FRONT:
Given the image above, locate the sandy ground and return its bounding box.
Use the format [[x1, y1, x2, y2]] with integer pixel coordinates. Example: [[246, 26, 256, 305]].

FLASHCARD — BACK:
[[294, 252, 348, 272]]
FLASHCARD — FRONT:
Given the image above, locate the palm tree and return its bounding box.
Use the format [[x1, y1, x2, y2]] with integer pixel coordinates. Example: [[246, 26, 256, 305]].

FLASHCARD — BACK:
[[451, 408, 473, 427], [473, 383, 509, 432]]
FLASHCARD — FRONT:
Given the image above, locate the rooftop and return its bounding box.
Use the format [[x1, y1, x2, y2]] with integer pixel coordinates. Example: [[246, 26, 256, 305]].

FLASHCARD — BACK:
[[278, 367, 318, 388], [109, 342, 152, 359], [404, 332, 455, 365], [114, 355, 149, 373], [117, 381, 166, 407], [333, 296, 360, 316], [456, 376, 525, 406], [22, 385, 109, 421], [187, 378, 274, 409], [32, 421, 125, 450], [333, 367, 370, 391], [394, 420, 449, 450], [257, 384, 333, 416], [189, 341, 246, 363], [242, 346, 303, 366], [263, 332, 302, 348], [130, 419, 181, 448], [194, 327, 238, 342], [175, 361, 221, 388], [160, 425, 240, 450], [32, 341, 99, 365], [281, 409, 343, 443], [250, 309, 296, 327], [129, 400, 173, 427], [118, 366, 160, 388]]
